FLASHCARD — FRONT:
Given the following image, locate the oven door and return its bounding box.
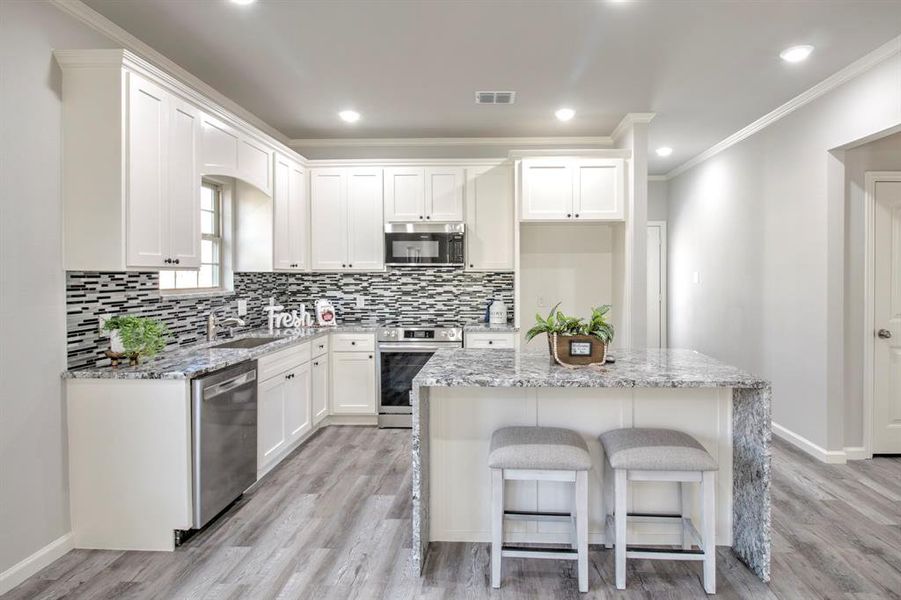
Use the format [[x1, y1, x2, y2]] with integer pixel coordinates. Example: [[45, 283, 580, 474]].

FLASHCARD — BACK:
[[378, 345, 437, 413]]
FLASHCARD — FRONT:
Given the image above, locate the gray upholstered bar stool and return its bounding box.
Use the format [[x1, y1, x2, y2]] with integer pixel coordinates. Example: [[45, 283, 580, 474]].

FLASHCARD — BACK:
[[599, 428, 718, 594], [489, 426, 592, 593]]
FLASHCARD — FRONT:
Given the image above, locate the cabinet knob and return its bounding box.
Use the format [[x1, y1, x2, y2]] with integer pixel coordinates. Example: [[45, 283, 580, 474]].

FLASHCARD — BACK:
[[419, 215, 424, 219], [488, 340, 493, 345], [369, 355, 373, 359], [342, 264, 346, 268], [567, 213, 572, 218], [313, 361, 319, 366], [348, 264, 352, 268], [469, 264, 474, 268], [174, 258, 180, 265], [574, 214, 579, 218], [351, 341, 356, 345], [164, 258, 171, 264], [426, 216, 431, 220]]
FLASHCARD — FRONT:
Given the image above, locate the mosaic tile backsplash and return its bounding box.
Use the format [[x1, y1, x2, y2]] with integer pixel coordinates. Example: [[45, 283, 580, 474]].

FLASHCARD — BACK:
[[66, 268, 514, 370]]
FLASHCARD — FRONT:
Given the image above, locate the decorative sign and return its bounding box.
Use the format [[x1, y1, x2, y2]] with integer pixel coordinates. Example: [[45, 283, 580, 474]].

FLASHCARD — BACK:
[[569, 340, 593, 356], [262, 297, 313, 331]]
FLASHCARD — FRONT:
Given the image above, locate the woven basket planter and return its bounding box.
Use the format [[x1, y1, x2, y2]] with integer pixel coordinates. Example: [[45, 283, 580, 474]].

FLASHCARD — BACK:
[[548, 333, 607, 366]]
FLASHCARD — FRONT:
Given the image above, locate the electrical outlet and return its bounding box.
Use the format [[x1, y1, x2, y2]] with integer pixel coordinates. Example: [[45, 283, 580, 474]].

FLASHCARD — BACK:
[[355, 295, 365, 309], [537, 296, 547, 308], [237, 299, 248, 316]]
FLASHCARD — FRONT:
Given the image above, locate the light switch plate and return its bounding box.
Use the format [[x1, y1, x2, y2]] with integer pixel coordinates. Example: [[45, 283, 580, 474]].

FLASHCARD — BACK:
[[355, 295, 365, 308], [237, 299, 248, 316]]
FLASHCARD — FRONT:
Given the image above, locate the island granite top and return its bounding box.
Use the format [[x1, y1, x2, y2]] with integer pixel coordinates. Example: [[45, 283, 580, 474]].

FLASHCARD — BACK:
[[413, 347, 769, 389], [62, 324, 381, 380]]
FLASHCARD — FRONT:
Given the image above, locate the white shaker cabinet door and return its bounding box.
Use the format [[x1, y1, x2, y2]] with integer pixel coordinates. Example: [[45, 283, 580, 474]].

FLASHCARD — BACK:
[[331, 352, 376, 414], [166, 97, 201, 268], [311, 356, 329, 425], [199, 115, 239, 177], [573, 159, 624, 221], [126, 72, 169, 268], [425, 167, 465, 222], [284, 363, 312, 443], [274, 156, 307, 271], [310, 169, 348, 270], [346, 168, 384, 271], [465, 164, 514, 271], [384, 167, 424, 222], [288, 162, 308, 270], [520, 159, 573, 221], [257, 375, 287, 473], [238, 137, 273, 196]]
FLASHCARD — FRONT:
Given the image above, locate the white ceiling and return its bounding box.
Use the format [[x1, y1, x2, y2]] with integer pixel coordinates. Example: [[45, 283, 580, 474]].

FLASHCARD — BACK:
[[82, 0, 901, 174]]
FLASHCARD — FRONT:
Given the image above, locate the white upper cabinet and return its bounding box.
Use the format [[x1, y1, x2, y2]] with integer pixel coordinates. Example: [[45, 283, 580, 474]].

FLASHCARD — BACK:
[[273, 154, 307, 271], [124, 72, 201, 270], [384, 166, 464, 222], [465, 164, 514, 271], [384, 167, 424, 222], [520, 157, 625, 222], [346, 169, 384, 270], [200, 115, 273, 196], [311, 168, 384, 271], [425, 167, 465, 221], [573, 159, 624, 220], [56, 50, 291, 272]]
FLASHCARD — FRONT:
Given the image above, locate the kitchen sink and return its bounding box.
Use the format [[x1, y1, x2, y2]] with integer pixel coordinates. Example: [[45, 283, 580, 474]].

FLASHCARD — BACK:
[[212, 337, 279, 350]]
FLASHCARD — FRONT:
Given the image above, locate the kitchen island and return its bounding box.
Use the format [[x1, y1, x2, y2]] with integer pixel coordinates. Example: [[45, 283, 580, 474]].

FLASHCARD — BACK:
[[411, 348, 771, 581]]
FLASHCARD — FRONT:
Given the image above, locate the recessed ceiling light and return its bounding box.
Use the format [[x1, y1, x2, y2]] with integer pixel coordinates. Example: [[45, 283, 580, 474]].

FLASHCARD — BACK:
[[780, 45, 814, 63], [230, 0, 256, 5], [338, 110, 360, 123], [656, 147, 673, 157], [555, 108, 575, 122]]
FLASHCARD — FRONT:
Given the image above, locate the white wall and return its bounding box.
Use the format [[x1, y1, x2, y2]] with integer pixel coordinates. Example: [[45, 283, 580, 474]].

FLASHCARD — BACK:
[[648, 179, 668, 221], [842, 131, 901, 448], [667, 50, 901, 452], [0, 0, 115, 579]]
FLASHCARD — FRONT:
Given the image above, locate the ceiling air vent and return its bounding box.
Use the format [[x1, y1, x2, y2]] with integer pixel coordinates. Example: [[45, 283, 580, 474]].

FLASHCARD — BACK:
[[475, 91, 516, 105]]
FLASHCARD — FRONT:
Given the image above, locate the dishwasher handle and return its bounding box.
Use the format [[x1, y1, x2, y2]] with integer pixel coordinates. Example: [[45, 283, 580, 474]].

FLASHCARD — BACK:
[[203, 371, 256, 399]]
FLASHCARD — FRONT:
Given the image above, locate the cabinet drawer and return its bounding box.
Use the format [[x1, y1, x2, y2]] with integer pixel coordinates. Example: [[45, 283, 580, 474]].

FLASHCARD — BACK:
[[311, 336, 329, 358], [331, 334, 375, 352], [258, 342, 311, 381], [465, 332, 517, 349]]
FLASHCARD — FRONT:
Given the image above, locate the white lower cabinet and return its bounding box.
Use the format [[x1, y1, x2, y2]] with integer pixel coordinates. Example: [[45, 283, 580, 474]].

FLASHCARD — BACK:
[[331, 349, 377, 415], [464, 332, 518, 349], [257, 345, 313, 477], [311, 355, 329, 425]]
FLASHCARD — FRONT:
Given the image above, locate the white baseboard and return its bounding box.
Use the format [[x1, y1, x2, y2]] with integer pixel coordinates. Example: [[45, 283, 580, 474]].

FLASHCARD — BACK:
[[772, 422, 847, 464], [842, 446, 871, 460], [0, 533, 74, 595], [323, 414, 378, 426]]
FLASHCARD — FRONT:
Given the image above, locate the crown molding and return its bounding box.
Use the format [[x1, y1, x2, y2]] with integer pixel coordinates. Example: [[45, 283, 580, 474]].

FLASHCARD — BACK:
[[307, 158, 511, 168], [666, 35, 901, 180], [507, 148, 631, 159], [290, 135, 613, 149], [49, 0, 290, 147], [611, 112, 656, 141], [647, 175, 668, 182]]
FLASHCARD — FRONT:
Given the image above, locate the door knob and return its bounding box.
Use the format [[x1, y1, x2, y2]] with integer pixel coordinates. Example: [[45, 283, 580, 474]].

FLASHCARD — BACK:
[[877, 329, 892, 339]]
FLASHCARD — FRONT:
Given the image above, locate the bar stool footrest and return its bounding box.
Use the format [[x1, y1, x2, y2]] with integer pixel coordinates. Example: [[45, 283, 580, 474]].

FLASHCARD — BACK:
[[504, 510, 572, 522], [501, 545, 579, 560]]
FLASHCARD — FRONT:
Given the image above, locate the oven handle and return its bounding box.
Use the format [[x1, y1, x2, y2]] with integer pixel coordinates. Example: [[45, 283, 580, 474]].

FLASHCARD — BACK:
[[377, 344, 456, 352]]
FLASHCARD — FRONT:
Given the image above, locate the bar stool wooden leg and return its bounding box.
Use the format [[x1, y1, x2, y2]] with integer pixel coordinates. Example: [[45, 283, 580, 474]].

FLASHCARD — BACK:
[[680, 482, 692, 550], [614, 468, 627, 590], [702, 470, 716, 594], [491, 468, 503, 589], [575, 470, 588, 593]]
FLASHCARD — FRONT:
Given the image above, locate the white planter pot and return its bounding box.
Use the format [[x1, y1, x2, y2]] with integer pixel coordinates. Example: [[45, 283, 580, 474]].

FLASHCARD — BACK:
[[110, 330, 125, 354]]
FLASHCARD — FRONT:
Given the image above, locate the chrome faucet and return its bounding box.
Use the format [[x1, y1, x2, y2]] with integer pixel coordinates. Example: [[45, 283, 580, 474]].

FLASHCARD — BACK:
[[207, 310, 246, 341]]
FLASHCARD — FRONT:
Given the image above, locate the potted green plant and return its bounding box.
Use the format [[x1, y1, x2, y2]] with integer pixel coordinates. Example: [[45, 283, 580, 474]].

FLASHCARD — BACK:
[[525, 304, 615, 366], [102, 315, 169, 366]]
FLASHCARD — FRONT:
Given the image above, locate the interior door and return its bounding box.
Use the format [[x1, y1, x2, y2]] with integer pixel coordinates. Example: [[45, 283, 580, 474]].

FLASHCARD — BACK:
[[873, 180, 901, 453], [126, 72, 168, 268], [346, 168, 384, 270], [310, 169, 347, 269], [646, 223, 666, 348]]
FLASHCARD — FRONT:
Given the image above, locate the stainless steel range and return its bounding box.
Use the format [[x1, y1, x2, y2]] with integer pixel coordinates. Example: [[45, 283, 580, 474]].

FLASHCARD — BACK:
[[377, 326, 463, 428]]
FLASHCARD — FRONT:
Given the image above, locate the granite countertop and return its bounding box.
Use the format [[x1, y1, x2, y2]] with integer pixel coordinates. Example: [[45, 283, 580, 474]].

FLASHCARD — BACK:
[[63, 323, 381, 380], [413, 347, 769, 389], [462, 323, 519, 333]]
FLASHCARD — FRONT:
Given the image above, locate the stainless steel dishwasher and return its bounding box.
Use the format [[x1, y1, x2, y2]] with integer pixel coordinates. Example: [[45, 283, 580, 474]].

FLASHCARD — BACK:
[[192, 360, 258, 529]]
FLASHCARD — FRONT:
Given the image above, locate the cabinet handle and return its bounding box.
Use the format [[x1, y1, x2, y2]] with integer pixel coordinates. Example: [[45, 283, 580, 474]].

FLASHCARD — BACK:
[[164, 258, 171, 264], [313, 361, 319, 366]]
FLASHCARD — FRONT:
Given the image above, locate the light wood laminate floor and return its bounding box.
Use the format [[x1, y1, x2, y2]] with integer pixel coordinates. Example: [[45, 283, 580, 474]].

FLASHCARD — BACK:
[[4, 426, 900, 599]]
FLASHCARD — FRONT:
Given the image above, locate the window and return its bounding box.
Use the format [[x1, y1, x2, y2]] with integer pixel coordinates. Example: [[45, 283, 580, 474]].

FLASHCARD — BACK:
[[159, 181, 223, 292]]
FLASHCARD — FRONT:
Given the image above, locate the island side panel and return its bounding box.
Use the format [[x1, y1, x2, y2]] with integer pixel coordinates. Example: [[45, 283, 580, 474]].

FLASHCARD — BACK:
[[411, 384, 430, 574], [731, 385, 772, 582]]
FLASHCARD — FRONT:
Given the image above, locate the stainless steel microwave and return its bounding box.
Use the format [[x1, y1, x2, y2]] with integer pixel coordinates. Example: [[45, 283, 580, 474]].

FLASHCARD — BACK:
[[384, 223, 465, 266]]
